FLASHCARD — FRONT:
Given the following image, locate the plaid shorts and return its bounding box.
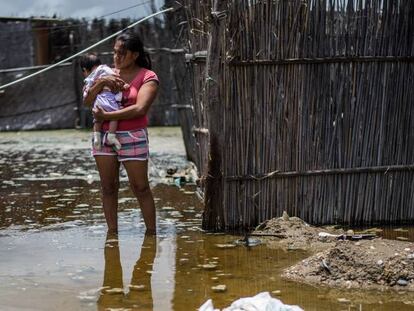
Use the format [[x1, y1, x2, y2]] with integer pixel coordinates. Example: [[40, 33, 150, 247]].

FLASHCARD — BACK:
[[92, 128, 149, 161]]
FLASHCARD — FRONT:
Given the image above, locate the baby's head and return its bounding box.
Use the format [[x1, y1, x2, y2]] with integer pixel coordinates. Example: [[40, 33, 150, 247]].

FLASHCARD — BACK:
[[80, 53, 102, 77]]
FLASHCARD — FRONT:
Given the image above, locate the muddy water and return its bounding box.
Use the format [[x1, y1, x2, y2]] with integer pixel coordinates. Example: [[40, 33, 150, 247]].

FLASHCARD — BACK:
[[1, 128, 413, 311]]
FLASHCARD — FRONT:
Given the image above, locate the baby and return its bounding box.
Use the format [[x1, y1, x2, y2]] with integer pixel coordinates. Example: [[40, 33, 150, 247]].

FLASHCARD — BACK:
[[80, 53, 127, 151]]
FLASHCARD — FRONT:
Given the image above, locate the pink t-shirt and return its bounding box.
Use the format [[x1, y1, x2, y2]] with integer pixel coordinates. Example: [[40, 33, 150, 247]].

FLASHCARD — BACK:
[[102, 68, 159, 131]]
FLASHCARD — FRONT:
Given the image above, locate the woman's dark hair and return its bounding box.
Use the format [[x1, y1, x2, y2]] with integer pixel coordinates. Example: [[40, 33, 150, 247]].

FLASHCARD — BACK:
[[79, 53, 101, 71], [116, 32, 152, 70]]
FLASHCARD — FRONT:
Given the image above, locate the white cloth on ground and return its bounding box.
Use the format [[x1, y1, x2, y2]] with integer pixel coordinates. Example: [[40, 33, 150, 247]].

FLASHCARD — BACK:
[[199, 292, 304, 311]]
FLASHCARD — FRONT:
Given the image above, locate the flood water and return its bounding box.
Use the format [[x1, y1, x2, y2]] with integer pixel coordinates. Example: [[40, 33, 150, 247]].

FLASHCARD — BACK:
[[1, 128, 413, 311]]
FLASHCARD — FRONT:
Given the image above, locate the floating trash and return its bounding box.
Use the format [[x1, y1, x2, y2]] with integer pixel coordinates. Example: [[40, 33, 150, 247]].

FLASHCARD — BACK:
[[169, 211, 183, 218], [161, 206, 175, 211], [49, 173, 63, 177], [44, 217, 62, 222], [215, 244, 236, 249], [128, 284, 146, 291], [200, 263, 218, 270], [211, 284, 227, 293], [234, 237, 261, 247], [337, 298, 351, 304], [104, 288, 124, 294], [397, 279, 409, 286], [42, 194, 60, 199]]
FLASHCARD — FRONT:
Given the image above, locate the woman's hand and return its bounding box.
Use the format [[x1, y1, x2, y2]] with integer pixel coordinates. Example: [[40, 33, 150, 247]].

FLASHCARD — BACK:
[[84, 76, 127, 107], [98, 75, 126, 93], [92, 105, 108, 122]]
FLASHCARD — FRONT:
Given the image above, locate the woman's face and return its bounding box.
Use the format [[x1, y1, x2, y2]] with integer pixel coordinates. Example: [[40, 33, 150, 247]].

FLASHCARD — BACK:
[[113, 40, 138, 69]]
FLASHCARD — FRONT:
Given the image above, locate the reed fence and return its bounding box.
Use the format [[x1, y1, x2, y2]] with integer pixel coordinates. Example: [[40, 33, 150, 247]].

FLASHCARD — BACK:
[[178, 0, 414, 230]]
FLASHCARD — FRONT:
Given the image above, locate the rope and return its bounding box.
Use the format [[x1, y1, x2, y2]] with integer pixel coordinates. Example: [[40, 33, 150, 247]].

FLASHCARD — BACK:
[[0, 6, 175, 91]]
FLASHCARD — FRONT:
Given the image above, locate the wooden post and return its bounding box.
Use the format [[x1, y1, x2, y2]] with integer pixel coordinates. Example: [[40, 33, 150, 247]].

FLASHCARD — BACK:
[[202, 0, 227, 230]]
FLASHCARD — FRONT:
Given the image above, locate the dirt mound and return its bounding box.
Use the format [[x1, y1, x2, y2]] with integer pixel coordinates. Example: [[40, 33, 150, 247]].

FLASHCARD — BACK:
[[254, 213, 414, 292], [283, 239, 414, 291], [252, 212, 343, 251]]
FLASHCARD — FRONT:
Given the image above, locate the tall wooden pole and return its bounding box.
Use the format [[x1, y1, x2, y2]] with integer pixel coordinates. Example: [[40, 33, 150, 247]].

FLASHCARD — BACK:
[[202, 0, 227, 230]]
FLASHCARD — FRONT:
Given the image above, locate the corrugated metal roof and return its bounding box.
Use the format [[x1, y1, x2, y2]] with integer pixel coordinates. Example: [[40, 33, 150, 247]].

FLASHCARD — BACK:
[[0, 16, 62, 22]]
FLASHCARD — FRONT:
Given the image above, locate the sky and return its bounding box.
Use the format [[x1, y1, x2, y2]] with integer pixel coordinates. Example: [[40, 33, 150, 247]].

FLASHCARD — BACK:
[[0, 0, 164, 20]]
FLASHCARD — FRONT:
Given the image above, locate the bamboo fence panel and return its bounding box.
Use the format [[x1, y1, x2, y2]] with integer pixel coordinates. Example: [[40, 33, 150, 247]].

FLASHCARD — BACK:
[[180, 0, 414, 230], [180, 1, 213, 193]]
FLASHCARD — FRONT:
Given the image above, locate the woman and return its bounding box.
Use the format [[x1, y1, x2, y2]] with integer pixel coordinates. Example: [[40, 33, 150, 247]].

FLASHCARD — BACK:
[[84, 31, 159, 235]]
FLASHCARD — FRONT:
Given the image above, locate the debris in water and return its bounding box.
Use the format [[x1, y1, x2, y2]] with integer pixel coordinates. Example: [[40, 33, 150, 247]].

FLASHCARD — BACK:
[[397, 279, 409, 286], [201, 263, 218, 270], [215, 244, 236, 249], [235, 237, 261, 247], [104, 288, 124, 294], [161, 206, 175, 211], [211, 284, 227, 293], [128, 284, 146, 291], [42, 194, 60, 198], [49, 172, 63, 177]]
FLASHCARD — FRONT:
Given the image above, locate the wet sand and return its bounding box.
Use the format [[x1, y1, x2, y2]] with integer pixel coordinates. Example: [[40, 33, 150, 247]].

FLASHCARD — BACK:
[[1, 128, 414, 310]]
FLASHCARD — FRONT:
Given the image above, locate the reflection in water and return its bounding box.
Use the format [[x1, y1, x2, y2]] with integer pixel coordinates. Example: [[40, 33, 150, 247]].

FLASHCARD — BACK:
[[98, 233, 156, 311], [126, 234, 156, 310]]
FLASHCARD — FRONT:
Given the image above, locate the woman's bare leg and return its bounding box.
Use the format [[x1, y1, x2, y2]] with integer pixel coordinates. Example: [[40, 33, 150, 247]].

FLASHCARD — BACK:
[[95, 155, 120, 233], [122, 160, 156, 234]]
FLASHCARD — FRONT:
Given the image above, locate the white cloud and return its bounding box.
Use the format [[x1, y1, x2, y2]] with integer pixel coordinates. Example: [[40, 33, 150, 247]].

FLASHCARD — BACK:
[[70, 6, 105, 19], [20, 0, 68, 18], [0, 0, 161, 19]]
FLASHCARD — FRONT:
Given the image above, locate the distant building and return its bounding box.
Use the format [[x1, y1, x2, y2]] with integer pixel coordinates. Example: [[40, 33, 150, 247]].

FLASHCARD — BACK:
[[0, 17, 60, 69]]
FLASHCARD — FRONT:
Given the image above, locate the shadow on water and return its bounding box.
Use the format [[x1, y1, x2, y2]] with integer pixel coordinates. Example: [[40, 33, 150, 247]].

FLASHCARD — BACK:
[[1, 129, 414, 310]]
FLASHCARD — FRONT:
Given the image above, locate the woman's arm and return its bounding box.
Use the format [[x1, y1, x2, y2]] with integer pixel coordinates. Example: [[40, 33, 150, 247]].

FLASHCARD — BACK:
[[93, 81, 159, 121], [83, 76, 126, 107]]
